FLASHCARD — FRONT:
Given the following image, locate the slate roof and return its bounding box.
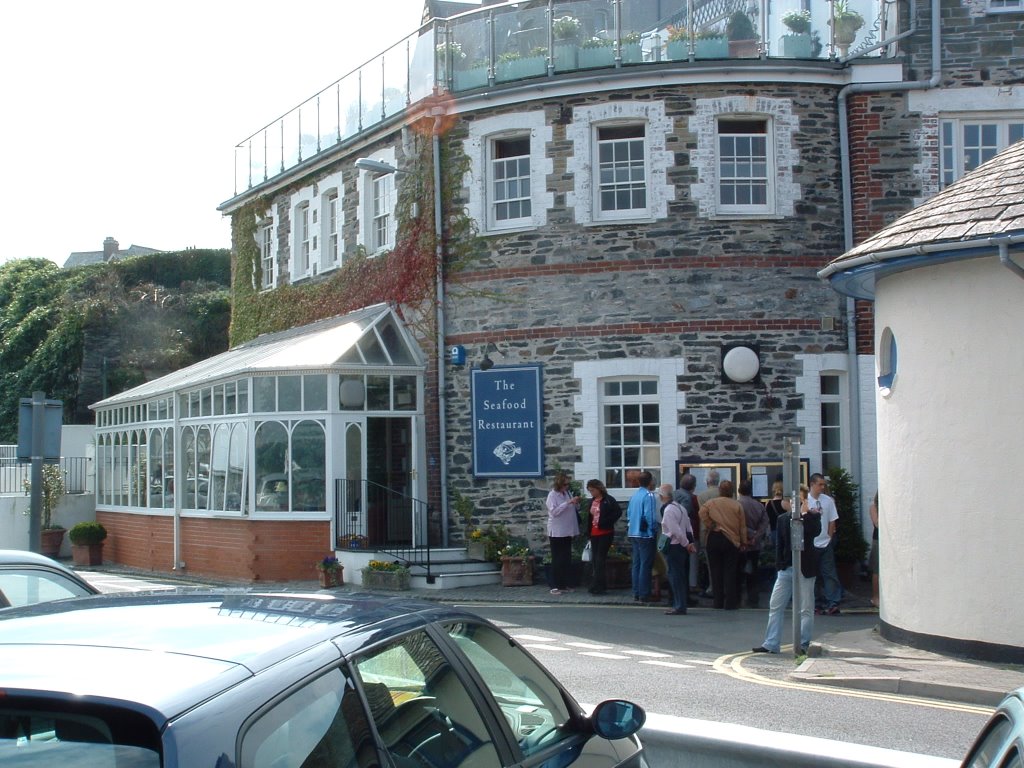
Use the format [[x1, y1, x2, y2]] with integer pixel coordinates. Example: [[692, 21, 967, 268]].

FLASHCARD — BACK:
[[820, 139, 1024, 296], [64, 244, 163, 269]]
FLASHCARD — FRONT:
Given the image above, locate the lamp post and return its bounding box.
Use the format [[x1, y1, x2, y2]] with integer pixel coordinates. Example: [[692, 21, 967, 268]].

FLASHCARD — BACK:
[[355, 133, 450, 549]]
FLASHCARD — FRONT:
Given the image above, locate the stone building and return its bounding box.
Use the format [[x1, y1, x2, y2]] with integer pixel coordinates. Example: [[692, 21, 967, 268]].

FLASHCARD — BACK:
[[90, 0, 1024, 586]]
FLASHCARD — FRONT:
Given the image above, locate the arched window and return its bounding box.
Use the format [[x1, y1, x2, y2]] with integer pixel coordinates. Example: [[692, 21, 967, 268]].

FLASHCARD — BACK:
[[210, 424, 230, 511], [255, 422, 289, 512], [149, 430, 163, 508], [291, 420, 326, 512]]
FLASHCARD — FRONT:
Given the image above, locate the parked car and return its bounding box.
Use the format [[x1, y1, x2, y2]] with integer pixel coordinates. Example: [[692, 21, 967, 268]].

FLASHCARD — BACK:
[[962, 686, 1024, 767], [0, 549, 97, 609], [0, 591, 646, 767]]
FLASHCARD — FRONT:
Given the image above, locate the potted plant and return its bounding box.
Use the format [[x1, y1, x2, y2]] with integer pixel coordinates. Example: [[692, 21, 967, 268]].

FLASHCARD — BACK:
[[666, 24, 690, 61], [726, 11, 760, 58], [780, 9, 814, 58], [552, 15, 581, 71], [830, 0, 864, 54], [495, 49, 547, 82], [694, 27, 729, 59], [25, 464, 66, 557], [579, 36, 615, 69], [361, 560, 411, 590], [603, 544, 633, 589], [316, 555, 344, 588], [499, 543, 534, 586], [827, 466, 868, 589], [68, 521, 107, 566], [619, 31, 644, 65], [467, 528, 488, 560]]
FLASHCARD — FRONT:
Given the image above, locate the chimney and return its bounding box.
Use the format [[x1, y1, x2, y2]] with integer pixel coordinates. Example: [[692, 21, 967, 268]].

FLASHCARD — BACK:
[[103, 236, 119, 261]]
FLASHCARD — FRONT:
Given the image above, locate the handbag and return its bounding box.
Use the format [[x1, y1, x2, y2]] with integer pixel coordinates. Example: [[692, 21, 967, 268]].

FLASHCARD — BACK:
[[581, 540, 592, 562], [658, 533, 671, 553]]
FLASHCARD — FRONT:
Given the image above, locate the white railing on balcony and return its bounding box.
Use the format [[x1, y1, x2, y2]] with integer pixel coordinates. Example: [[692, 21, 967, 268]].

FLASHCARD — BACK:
[[232, 0, 896, 196]]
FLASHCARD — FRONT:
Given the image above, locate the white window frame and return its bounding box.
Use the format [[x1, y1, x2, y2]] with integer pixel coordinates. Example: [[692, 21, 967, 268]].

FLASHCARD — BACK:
[[463, 112, 553, 235], [488, 134, 533, 230], [322, 188, 342, 272], [357, 146, 398, 255], [593, 122, 649, 221], [567, 101, 675, 225], [573, 358, 686, 500], [988, 0, 1023, 12], [259, 222, 274, 290], [372, 174, 393, 251], [939, 115, 1024, 187], [716, 116, 773, 215], [819, 373, 844, 473], [295, 203, 310, 278], [599, 377, 661, 489], [795, 354, 851, 476]]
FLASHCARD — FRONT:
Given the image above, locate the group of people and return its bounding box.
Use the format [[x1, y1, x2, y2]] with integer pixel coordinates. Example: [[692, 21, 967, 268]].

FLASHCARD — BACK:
[[547, 468, 879, 653]]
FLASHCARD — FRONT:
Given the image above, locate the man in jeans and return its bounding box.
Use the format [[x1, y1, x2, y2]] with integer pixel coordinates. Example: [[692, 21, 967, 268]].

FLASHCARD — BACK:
[[753, 501, 822, 654], [807, 473, 841, 615], [627, 471, 658, 602]]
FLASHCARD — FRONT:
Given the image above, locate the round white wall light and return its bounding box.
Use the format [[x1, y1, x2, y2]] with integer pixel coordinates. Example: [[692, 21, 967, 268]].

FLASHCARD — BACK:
[[722, 346, 760, 383]]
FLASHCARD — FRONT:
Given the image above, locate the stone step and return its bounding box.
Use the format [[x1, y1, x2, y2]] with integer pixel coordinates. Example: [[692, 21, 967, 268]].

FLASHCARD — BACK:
[[411, 569, 503, 590]]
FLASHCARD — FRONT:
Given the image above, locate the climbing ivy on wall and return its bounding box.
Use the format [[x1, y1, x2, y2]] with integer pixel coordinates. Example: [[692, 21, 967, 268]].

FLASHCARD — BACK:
[[230, 119, 482, 347]]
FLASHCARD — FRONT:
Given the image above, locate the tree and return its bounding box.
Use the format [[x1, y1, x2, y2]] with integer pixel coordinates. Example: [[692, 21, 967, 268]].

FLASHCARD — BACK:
[[827, 466, 868, 563]]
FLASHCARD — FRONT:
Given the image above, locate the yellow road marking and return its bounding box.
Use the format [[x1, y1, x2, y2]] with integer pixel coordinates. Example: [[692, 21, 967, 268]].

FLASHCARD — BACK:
[[714, 650, 994, 716]]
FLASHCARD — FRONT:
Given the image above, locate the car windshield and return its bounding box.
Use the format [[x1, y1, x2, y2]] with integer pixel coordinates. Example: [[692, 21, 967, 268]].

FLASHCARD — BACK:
[[0, 706, 161, 767], [0, 569, 92, 609]]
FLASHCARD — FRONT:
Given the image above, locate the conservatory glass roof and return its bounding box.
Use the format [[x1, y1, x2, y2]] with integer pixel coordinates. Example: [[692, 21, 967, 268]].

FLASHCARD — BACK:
[[91, 303, 423, 409]]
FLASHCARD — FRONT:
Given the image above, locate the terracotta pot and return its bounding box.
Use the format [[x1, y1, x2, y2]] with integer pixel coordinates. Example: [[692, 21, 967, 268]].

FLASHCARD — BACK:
[[318, 568, 344, 588], [40, 528, 65, 558], [500, 556, 535, 586], [71, 543, 104, 567]]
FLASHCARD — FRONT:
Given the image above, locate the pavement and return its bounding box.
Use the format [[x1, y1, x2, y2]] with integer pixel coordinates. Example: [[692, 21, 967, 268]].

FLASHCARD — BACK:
[[75, 563, 1024, 710]]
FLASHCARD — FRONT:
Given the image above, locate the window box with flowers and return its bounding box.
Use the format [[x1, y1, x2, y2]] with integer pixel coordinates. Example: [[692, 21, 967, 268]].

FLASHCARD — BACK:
[[316, 556, 344, 588], [552, 15, 581, 71], [361, 560, 411, 591], [499, 544, 535, 586], [467, 529, 488, 561]]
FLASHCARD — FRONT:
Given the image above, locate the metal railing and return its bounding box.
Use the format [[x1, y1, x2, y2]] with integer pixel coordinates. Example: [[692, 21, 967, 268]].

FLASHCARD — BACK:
[[335, 478, 433, 581], [232, 0, 897, 196], [0, 457, 91, 495]]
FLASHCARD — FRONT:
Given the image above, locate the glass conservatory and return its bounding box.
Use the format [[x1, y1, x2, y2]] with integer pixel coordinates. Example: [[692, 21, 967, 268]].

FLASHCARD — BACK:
[[92, 304, 427, 546]]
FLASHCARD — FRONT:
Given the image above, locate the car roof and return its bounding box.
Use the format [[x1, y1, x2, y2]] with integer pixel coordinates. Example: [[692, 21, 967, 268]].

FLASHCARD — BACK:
[[0, 591, 480, 721], [0, 549, 98, 592]]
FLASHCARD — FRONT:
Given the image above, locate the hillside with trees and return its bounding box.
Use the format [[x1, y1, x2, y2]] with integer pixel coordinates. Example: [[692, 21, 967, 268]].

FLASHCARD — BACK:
[[0, 250, 231, 442]]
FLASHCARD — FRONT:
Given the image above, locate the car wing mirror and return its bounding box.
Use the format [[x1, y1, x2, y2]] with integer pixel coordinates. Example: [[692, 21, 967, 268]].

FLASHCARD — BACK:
[[590, 699, 646, 740]]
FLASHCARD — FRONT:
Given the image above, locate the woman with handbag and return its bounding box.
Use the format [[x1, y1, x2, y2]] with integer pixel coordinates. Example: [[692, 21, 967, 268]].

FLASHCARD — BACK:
[[582, 479, 621, 595], [658, 484, 697, 614]]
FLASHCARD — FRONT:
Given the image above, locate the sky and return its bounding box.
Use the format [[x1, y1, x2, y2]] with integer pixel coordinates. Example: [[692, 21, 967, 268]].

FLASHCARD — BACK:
[[0, 0, 432, 266]]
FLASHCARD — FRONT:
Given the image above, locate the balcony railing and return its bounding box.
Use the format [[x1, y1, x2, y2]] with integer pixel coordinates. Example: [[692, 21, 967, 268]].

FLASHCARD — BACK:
[[0, 457, 91, 496], [232, 0, 897, 196]]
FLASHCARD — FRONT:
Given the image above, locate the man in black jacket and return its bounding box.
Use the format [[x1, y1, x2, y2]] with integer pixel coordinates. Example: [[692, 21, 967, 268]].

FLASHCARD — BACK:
[[751, 503, 822, 655]]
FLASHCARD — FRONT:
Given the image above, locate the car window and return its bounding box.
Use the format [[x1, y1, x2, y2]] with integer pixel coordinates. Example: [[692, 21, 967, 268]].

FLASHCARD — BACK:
[[0, 569, 92, 608], [444, 622, 574, 759], [0, 706, 160, 766], [242, 667, 381, 768], [353, 630, 500, 768], [966, 715, 1013, 768], [1004, 747, 1023, 768]]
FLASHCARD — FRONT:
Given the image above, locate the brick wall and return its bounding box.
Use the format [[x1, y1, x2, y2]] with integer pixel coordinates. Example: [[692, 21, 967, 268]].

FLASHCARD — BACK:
[[97, 511, 330, 581]]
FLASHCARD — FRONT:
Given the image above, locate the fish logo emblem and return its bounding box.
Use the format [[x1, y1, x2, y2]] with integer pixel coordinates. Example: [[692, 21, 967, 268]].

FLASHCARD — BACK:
[[493, 440, 522, 465]]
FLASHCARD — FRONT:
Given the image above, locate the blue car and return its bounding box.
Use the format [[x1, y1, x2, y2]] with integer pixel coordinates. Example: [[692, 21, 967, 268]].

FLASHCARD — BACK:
[[963, 687, 1024, 768], [0, 591, 645, 768]]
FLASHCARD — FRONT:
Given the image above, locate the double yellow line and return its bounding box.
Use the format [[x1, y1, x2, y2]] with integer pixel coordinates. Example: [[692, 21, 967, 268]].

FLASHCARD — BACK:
[[714, 649, 994, 715]]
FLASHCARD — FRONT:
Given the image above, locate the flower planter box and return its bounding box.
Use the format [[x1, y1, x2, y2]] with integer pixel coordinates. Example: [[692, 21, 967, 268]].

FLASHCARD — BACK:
[[467, 541, 487, 561], [500, 556, 535, 586], [728, 38, 760, 58], [780, 33, 813, 58], [496, 55, 547, 82], [318, 569, 344, 588], [553, 42, 578, 72], [605, 559, 632, 590], [694, 37, 728, 59], [667, 40, 689, 60], [40, 528, 65, 558], [578, 45, 615, 69], [71, 543, 103, 567], [362, 569, 411, 591], [620, 42, 644, 65], [453, 66, 489, 91]]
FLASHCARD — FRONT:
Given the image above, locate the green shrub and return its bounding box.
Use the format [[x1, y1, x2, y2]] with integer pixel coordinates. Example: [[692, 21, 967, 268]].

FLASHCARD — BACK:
[[68, 521, 107, 545]]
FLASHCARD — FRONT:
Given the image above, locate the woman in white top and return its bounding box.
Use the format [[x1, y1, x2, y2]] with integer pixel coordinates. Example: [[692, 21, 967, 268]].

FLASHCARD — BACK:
[[546, 472, 581, 595]]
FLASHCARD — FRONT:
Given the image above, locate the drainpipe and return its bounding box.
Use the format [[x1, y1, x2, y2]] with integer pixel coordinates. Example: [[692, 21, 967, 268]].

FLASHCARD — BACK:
[[836, 0, 941, 493], [999, 241, 1024, 281], [433, 118, 449, 548], [172, 392, 183, 570]]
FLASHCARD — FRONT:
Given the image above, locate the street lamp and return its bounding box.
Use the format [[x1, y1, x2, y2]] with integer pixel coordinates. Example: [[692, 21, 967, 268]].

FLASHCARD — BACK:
[[354, 157, 408, 175]]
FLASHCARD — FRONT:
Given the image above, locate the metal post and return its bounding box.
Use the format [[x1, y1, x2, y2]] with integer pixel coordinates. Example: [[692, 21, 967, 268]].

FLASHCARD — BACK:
[[27, 391, 45, 553], [784, 438, 803, 655]]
